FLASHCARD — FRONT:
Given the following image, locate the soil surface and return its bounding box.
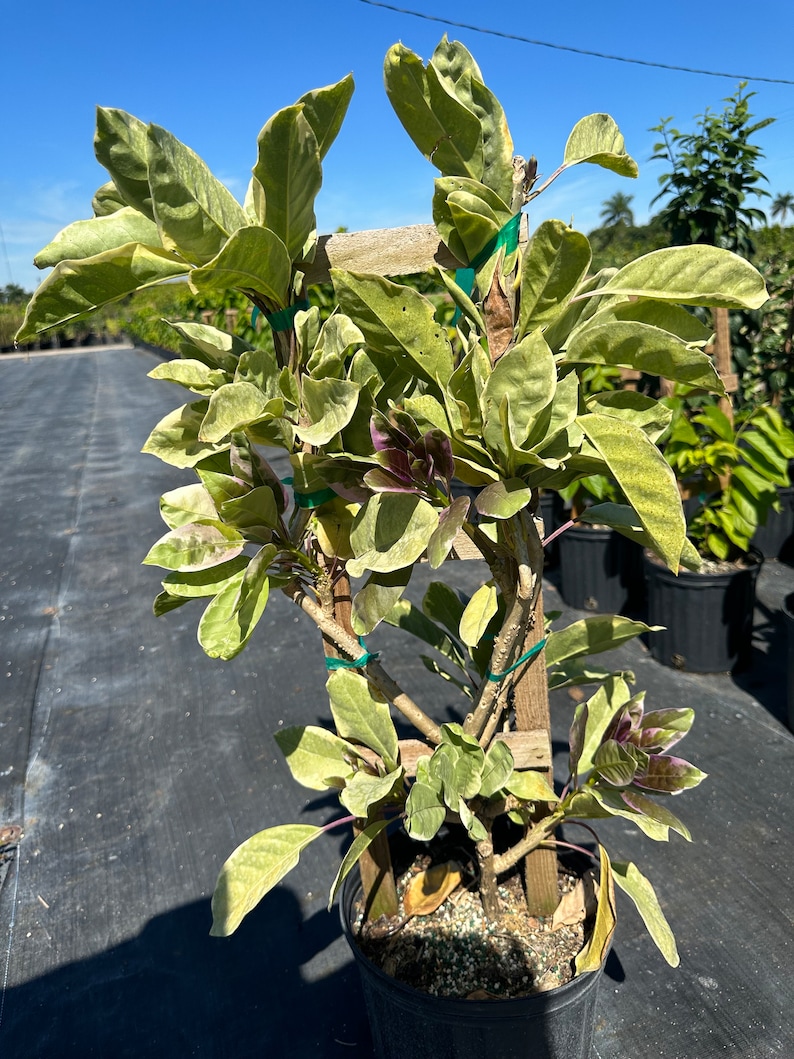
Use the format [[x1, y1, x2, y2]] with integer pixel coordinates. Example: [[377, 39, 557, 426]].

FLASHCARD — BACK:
[[355, 852, 589, 1000]]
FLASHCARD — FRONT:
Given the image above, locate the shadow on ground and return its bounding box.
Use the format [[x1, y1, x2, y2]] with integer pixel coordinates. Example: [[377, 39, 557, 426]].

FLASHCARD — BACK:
[[0, 888, 372, 1059]]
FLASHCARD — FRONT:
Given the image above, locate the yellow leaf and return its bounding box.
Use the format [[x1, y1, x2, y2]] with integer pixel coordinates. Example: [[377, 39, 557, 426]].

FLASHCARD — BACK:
[[403, 860, 463, 917], [574, 845, 616, 973]]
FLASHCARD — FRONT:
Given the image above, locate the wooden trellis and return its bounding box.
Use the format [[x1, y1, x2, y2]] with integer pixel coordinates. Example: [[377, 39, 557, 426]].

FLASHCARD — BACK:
[[307, 219, 560, 913]]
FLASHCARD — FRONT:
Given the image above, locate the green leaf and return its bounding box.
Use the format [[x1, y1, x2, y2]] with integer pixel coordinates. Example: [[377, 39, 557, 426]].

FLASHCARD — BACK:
[[152, 589, 189, 616], [16, 243, 191, 343], [458, 798, 488, 842], [162, 557, 249, 598], [348, 493, 439, 577], [34, 208, 161, 268], [611, 861, 680, 966], [504, 769, 558, 803], [427, 494, 470, 569], [585, 391, 673, 444], [332, 270, 455, 387], [404, 781, 446, 841], [352, 567, 412, 637], [382, 598, 467, 671], [474, 479, 533, 519], [422, 581, 466, 640], [578, 413, 686, 570], [447, 190, 501, 264], [595, 245, 768, 310], [563, 114, 639, 177], [148, 358, 228, 396], [210, 824, 323, 936], [384, 43, 483, 180], [274, 725, 359, 791], [92, 181, 126, 216], [602, 299, 713, 343], [142, 401, 226, 469], [196, 566, 268, 660], [297, 74, 355, 160], [159, 484, 218, 528], [251, 104, 322, 260], [190, 226, 292, 305], [296, 377, 360, 445], [518, 220, 592, 340], [327, 819, 389, 910], [167, 320, 249, 372], [597, 787, 692, 841], [146, 122, 247, 265], [592, 740, 638, 787], [576, 677, 633, 776], [143, 521, 244, 571], [565, 321, 724, 392], [458, 581, 498, 647], [340, 768, 404, 818], [478, 740, 514, 799], [94, 107, 154, 219], [481, 331, 556, 453], [199, 382, 270, 443], [220, 486, 280, 539], [431, 38, 514, 201], [545, 616, 657, 667], [327, 669, 400, 771]]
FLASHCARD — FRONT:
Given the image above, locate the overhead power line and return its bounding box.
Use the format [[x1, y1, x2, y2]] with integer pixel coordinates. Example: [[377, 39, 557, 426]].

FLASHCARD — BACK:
[[357, 0, 794, 85]]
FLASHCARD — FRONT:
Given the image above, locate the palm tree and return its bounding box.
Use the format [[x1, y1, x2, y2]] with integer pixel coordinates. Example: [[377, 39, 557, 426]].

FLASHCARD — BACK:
[[599, 192, 635, 227], [771, 192, 794, 227]]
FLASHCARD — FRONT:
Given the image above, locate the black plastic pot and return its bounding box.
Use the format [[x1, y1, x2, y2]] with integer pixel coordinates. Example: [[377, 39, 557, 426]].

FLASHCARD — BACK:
[[341, 874, 606, 1059], [783, 593, 794, 732], [558, 525, 644, 614], [539, 491, 563, 568], [644, 548, 762, 673], [752, 486, 794, 561]]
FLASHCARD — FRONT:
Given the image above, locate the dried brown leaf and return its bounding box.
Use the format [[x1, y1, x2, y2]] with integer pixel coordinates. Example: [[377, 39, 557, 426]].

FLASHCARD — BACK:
[[551, 879, 587, 930], [403, 860, 463, 917]]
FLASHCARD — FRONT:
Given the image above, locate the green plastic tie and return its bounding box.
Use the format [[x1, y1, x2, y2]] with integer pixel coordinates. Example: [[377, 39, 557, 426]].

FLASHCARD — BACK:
[[486, 636, 547, 682], [265, 300, 311, 332], [281, 476, 337, 510], [325, 636, 380, 671], [251, 301, 311, 331], [452, 212, 522, 322]]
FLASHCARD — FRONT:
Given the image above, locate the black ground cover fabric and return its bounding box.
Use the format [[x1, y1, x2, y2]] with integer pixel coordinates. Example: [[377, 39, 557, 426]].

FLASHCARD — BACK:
[[0, 346, 792, 1058]]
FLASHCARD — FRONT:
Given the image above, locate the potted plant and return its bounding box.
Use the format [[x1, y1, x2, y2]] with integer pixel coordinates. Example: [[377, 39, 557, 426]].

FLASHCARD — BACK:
[[555, 473, 646, 615], [648, 397, 794, 671], [17, 37, 767, 1059]]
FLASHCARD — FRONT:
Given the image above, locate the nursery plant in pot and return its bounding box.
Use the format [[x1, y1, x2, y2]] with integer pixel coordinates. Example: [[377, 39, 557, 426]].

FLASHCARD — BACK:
[[650, 398, 794, 671], [17, 37, 768, 1059]]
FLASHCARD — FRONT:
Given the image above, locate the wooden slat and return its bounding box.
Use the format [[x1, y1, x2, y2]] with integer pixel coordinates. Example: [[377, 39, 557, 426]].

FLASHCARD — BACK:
[[301, 216, 528, 284]]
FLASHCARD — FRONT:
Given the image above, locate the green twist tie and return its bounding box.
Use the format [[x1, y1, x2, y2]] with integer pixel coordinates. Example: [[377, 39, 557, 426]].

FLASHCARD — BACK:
[[486, 636, 547, 682], [453, 212, 522, 319], [281, 476, 337, 509], [325, 636, 380, 671], [254, 299, 311, 332]]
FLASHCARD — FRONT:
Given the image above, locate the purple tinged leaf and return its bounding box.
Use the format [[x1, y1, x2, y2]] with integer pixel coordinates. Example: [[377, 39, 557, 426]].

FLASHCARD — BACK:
[[569, 701, 588, 776], [363, 467, 423, 494], [593, 739, 638, 787], [615, 788, 692, 840], [632, 755, 707, 794], [635, 708, 694, 752], [421, 429, 455, 483]]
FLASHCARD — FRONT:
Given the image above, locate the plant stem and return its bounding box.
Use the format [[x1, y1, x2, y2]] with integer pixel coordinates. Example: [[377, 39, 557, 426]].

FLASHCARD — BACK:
[[281, 579, 442, 744], [492, 811, 564, 876], [475, 833, 502, 921]]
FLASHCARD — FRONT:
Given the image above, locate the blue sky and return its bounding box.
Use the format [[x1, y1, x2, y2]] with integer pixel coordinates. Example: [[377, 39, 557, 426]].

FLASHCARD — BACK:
[[2, 0, 793, 293]]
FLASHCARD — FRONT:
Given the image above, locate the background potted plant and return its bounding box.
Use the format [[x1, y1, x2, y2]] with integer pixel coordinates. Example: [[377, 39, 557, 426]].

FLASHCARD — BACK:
[[17, 36, 768, 1059], [648, 395, 794, 672]]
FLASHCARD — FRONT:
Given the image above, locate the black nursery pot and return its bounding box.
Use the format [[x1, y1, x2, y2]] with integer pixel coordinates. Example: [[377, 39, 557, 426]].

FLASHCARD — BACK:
[[783, 593, 794, 732], [752, 486, 794, 561], [644, 548, 762, 673], [340, 874, 605, 1059], [558, 524, 644, 614]]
